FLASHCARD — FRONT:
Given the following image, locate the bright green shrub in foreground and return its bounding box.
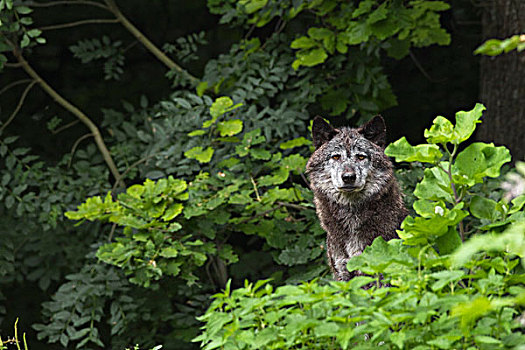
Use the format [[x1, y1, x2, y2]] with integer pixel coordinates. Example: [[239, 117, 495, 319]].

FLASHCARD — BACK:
[[194, 104, 525, 349]]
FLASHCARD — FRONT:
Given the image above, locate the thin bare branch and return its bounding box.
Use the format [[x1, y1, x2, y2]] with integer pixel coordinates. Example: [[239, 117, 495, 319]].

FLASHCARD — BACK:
[[50, 119, 80, 134], [111, 152, 162, 192], [0, 79, 33, 96], [276, 201, 311, 211], [108, 223, 117, 241], [39, 18, 118, 31], [68, 132, 94, 167], [237, 204, 283, 224], [409, 50, 447, 83], [29, 1, 110, 11], [0, 80, 37, 133], [9, 42, 123, 184], [103, 0, 199, 84], [4, 62, 23, 68]]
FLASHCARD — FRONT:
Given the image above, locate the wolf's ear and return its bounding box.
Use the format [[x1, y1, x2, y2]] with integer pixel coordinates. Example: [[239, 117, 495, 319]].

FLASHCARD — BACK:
[[359, 115, 386, 147], [312, 116, 337, 149]]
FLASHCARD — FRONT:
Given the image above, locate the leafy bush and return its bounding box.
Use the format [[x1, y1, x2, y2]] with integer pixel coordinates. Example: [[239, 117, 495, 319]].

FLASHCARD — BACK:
[[0, 0, 502, 349], [194, 104, 525, 349]]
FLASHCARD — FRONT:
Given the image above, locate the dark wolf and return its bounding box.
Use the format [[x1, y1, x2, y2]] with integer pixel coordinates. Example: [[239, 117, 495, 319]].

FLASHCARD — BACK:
[[306, 116, 408, 281]]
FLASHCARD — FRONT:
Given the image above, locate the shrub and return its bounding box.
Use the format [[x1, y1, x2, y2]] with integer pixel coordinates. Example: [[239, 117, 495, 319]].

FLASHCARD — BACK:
[[194, 104, 525, 349]]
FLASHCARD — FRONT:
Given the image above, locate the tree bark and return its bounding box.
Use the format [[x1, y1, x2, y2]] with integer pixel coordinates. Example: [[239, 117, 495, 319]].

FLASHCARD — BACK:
[[477, 0, 525, 162]]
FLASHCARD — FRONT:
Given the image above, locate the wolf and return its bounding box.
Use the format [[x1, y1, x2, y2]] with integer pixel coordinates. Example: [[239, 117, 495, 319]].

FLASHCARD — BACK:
[[306, 116, 408, 281]]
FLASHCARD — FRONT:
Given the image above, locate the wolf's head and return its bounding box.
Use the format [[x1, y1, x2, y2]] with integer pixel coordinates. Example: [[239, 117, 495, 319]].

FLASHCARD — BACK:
[[306, 116, 393, 203]]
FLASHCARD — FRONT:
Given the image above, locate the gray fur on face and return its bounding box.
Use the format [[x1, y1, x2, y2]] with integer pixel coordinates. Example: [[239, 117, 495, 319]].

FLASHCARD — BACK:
[[306, 116, 408, 281]]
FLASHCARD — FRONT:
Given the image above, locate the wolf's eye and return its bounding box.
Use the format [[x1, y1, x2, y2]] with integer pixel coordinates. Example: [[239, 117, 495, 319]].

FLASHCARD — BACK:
[[357, 155, 367, 161], [331, 154, 341, 161]]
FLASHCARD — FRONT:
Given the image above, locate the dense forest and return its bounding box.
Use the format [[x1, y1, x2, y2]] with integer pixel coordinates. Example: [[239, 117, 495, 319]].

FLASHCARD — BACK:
[[0, 0, 524, 349]]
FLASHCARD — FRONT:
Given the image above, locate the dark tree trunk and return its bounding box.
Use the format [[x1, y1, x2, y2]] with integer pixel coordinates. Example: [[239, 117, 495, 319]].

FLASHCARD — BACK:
[[477, 0, 525, 162]]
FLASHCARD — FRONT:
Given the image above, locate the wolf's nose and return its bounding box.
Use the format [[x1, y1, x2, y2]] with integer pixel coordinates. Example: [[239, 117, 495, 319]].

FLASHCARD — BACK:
[[342, 172, 356, 184]]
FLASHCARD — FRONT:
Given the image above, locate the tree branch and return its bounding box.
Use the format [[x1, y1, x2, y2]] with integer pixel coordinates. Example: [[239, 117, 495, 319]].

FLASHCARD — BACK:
[[39, 18, 118, 31], [10, 45, 123, 184], [276, 201, 311, 211], [4, 62, 23, 68], [0, 80, 37, 133], [103, 0, 199, 84], [409, 50, 447, 83], [111, 152, 162, 192], [0, 79, 33, 96], [68, 132, 94, 167], [50, 119, 80, 134]]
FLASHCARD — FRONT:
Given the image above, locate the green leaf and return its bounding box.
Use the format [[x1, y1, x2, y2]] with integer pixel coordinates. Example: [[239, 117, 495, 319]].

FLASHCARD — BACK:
[[430, 270, 464, 291], [126, 184, 144, 198], [385, 137, 443, 163], [455, 142, 511, 184], [290, 36, 316, 49], [451, 297, 492, 332], [160, 246, 179, 258], [352, 0, 374, 18], [385, 39, 410, 59], [470, 195, 498, 220], [27, 29, 42, 38], [307, 27, 335, 53], [453, 103, 485, 144], [366, 3, 387, 24], [184, 146, 214, 163], [347, 238, 413, 275], [279, 137, 310, 149], [210, 96, 237, 118], [390, 331, 406, 349], [196, 81, 208, 96], [217, 119, 243, 136], [20, 34, 30, 48], [188, 129, 206, 137], [413, 166, 453, 202], [173, 98, 192, 109], [250, 148, 271, 160], [509, 194, 525, 214], [475, 335, 501, 345], [292, 48, 328, 70], [15, 6, 32, 14], [341, 22, 371, 45], [436, 226, 462, 255], [399, 204, 468, 245], [314, 322, 340, 337], [424, 116, 455, 144], [475, 35, 524, 56], [239, 0, 268, 14], [162, 203, 183, 221]]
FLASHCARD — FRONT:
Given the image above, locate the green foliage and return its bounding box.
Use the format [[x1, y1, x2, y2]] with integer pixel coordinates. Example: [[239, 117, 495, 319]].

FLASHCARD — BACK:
[[385, 104, 512, 248], [65, 177, 214, 287], [0, 1, 45, 68], [475, 34, 525, 56], [66, 124, 322, 288], [0, 1, 500, 349], [195, 104, 525, 349], [196, 237, 525, 349], [69, 36, 125, 80], [209, 0, 450, 70], [163, 31, 207, 64], [33, 263, 128, 348]]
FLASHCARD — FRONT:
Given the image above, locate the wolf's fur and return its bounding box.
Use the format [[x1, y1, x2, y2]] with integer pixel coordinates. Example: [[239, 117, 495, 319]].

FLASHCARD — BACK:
[[306, 116, 408, 281]]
